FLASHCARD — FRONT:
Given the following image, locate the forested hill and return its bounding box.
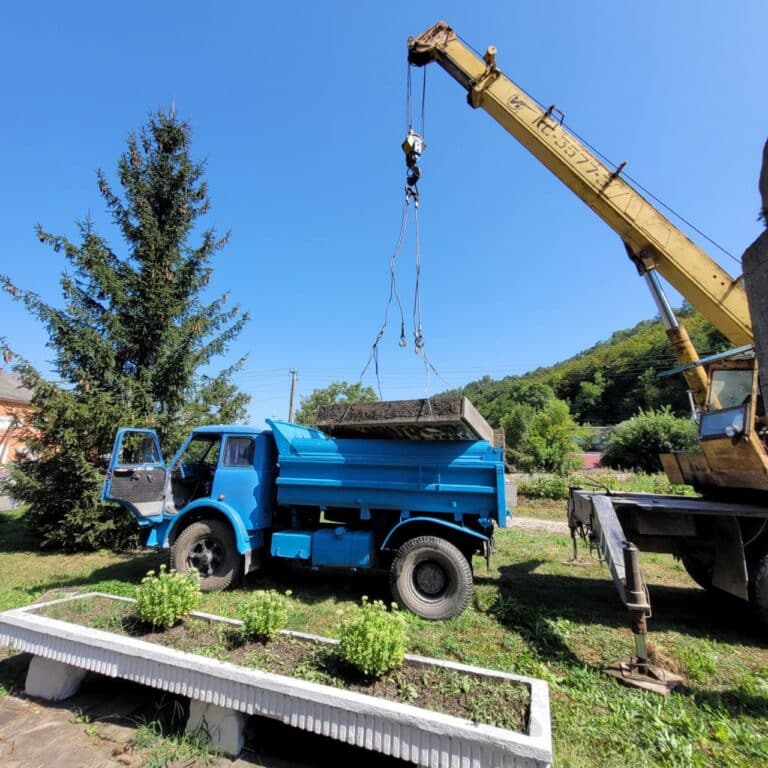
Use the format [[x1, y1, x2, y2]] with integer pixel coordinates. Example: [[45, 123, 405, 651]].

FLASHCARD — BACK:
[[457, 308, 729, 426]]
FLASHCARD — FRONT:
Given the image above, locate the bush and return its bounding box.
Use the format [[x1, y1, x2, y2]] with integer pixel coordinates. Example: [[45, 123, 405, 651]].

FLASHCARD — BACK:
[[338, 598, 408, 678], [238, 589, 292, 640], [518, 475, 570, 500], [601, 407, 698, 473], [502, 398, 583, 474], [135, 565, 200, 629]]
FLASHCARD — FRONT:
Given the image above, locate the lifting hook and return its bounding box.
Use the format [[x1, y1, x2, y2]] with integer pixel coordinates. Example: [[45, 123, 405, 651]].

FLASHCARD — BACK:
[[402, 129, 426, 189]]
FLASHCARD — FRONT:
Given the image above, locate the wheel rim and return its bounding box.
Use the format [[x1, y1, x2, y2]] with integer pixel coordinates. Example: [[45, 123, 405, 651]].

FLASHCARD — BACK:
[[413, 560, 449, 598], [187, 536, 225, 578]]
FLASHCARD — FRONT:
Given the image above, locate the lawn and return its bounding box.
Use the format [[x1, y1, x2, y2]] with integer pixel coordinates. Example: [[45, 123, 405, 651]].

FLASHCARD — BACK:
[[1, 506, 767, 767]]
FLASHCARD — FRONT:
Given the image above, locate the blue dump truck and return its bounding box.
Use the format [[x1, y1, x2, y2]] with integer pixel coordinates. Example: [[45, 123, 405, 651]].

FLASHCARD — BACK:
[[103, 420, 506, 619]]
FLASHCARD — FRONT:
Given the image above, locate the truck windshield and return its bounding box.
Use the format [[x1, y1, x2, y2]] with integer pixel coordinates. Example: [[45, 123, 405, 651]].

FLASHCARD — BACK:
[[181, 435, 222, 466], [707, 369, 753, 410]]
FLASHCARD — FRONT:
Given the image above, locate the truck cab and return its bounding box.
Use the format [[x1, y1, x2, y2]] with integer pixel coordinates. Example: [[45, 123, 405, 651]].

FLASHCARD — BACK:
[[661, 351, 768, 498], [103, 425, 276, 591]]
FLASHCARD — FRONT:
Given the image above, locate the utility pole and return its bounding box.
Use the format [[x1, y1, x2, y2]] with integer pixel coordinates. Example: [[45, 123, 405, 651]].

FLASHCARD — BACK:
[[288, 369, 298, 422]]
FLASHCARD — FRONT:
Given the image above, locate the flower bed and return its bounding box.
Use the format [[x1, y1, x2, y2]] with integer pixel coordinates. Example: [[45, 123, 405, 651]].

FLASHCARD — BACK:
[[0, 593, 553, 767]]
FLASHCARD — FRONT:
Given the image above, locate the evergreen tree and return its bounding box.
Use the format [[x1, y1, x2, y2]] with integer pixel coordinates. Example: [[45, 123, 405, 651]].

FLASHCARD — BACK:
[[1, 111, 249, 550]]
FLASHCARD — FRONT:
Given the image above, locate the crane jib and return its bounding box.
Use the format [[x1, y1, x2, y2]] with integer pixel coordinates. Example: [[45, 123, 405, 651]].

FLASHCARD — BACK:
[[408, 21, 753, 348]]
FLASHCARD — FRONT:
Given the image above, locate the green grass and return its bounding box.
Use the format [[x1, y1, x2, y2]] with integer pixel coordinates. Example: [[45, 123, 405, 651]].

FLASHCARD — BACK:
[[1, 508, 768, 766], [133, 719, 214, 768]]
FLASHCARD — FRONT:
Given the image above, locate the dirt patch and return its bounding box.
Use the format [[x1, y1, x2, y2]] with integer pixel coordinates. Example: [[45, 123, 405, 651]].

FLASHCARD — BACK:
[[37, 596, 529, 733], [510, 516, 570, 535]]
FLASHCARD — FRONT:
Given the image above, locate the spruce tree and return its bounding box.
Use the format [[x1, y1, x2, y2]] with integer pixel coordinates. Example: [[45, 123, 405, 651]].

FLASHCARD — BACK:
[[1, 111, 249, 550]]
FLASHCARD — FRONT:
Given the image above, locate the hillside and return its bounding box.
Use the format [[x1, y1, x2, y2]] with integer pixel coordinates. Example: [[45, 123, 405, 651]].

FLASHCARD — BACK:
[[458, 307, 729, 426]]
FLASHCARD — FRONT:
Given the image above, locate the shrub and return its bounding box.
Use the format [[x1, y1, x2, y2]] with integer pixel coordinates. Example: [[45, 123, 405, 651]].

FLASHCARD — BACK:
[[338, 598, 408, 678], [502, 398, 583, 474], [601, 407, 698, 473], [238, 589, 292, 640], [518, 475, 570, 500], [135, 565, 200, 629]]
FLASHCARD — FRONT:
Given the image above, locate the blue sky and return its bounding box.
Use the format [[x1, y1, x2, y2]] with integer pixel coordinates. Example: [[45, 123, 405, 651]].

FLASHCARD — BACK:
[[2, 1, 766, 427]]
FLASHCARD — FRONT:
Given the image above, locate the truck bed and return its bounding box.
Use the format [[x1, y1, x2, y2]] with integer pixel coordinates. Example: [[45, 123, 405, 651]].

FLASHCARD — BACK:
[[267, 420, 506, 527]]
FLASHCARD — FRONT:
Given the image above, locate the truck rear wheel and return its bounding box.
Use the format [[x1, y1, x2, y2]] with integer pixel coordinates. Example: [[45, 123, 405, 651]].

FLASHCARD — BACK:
[[390, 536, 473, 620], [681, 554, 714, 592], [171, 520, 242, 592]]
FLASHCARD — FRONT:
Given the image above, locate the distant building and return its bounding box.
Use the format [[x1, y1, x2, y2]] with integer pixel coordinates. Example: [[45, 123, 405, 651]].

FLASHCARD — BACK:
[[0, 371, 34, 465]]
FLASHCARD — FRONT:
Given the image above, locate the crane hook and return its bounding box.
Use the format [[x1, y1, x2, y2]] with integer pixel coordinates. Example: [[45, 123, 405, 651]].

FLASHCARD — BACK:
[[402, 129, 425, 189]]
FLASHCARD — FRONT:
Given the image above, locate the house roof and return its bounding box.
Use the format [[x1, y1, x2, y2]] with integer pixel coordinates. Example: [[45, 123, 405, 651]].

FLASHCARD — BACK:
[[0, 372, 33, 405]]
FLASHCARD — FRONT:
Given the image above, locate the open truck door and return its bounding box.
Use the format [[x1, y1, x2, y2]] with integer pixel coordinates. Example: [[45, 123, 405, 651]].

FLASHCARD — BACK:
[[102, 428, 166, 521]]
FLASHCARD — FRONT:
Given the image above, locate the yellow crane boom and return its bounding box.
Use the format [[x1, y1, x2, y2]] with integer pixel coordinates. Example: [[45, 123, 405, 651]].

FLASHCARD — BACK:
[[408, 21, 752, 348]]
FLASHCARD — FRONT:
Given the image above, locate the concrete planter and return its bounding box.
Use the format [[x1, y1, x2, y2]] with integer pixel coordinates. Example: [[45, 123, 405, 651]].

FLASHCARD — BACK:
[[0, 593, 552, 767]]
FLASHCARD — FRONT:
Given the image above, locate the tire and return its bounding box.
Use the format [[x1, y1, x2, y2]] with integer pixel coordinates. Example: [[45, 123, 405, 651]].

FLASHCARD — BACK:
[[390, 536, 473, 620], [749, 549, 768, 628], [681, 554, 714, 592], [171, 520, 242, 592]]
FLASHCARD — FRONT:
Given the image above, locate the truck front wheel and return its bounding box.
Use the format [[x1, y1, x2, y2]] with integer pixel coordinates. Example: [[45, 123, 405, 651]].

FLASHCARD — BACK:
[[171, 520, 242, 592], [390, 536, 473, 620]]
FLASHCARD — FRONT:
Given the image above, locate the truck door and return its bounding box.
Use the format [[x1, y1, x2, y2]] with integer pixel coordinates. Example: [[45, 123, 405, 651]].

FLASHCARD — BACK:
[[210, 433, 275, 530], [102, 429, 166, 521]]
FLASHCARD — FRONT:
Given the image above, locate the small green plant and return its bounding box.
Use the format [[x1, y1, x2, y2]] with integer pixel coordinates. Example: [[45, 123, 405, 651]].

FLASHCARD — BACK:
[[135, 565, 200, 629], [237, 589, 292, 640], [338, 597, 408, 678]]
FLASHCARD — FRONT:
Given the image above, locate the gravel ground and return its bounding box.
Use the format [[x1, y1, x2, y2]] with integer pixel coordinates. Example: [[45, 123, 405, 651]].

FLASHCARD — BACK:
[[509, 515, 570, 535]]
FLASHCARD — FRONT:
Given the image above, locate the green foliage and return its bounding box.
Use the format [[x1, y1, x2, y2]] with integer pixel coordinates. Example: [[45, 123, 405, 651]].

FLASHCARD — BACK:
[[1, 111, 249, 550], [585, 472, 697, 496], [338, 598, 408, 678], [459, 377, 554, 428], [134, 719, 213, 768], [238, 589, 292, 640], [135, 565, 201, 629], [446, 377, 582, 473], [457, 308, 728, 427], [573, 371, 606, 423], [601, 408, 699, 472], [502, 397, 583, 474], [517, 475, 571, 500], [518, 471, 696, 500], [295, 380, 377, 427]]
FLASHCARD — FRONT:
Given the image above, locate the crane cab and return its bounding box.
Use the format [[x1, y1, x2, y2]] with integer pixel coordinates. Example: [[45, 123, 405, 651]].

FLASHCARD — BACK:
[[661, 350, 768, 498]]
